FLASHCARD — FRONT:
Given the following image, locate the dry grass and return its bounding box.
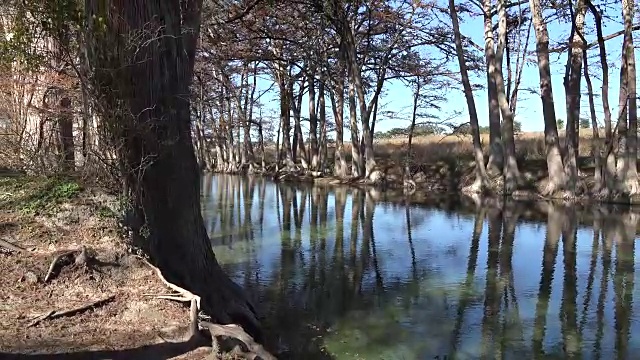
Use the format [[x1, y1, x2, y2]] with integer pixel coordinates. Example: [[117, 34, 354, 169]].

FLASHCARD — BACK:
[[370, 129, 602, 164], [262, 130, 602, 168]]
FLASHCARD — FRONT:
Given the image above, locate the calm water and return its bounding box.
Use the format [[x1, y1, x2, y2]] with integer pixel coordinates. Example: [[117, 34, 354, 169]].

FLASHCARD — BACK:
[[200, 174, 640, 360]]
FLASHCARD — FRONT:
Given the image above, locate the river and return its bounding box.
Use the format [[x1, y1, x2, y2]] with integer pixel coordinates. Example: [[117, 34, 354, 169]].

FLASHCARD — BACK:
[[201, 174, 639, 360]]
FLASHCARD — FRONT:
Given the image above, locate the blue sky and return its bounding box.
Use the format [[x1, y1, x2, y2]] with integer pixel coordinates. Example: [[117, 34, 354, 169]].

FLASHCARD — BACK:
[[251, 2, 632, 137]]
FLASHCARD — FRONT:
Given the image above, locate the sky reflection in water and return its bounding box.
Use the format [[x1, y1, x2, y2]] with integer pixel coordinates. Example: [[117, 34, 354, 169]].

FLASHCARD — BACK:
[[201, 174, 640, 360]]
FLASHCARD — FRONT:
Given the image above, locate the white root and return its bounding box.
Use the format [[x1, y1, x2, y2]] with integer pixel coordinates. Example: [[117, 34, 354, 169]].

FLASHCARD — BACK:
[[44, 250, 78, 283], [138, 256, 277, 359], [138, 256, 201, 310]]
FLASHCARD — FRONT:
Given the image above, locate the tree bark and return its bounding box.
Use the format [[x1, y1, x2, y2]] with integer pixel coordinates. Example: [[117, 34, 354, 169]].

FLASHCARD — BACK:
[[57, 96, 75, 172], [348, 65, 363, 177], [484, 4, 503, 176], [494, 0, 521, 193], [275, 61, 294, 169], [529, 0, 566, 195], [308, 67, 320, 171], [290, 76, 308, 169], [563, 0, 586, 192], [585, 0, 615, 192], [52, 23, 75, 172], [241, 64, 255, 169], [345, 22, 377, 178], [406, 81, 420, 177], [583, 47, 604, 190], [194, 76, 208, 170], [449, 0, 490, 193], [318, 70, 328, 172], [617, 0, 639, 194], [85, 0, 261, 340], [330, 77, 348, 177]]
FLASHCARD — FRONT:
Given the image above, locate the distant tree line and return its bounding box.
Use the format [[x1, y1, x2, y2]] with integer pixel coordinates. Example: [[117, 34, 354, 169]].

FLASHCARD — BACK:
[[376, 120, 523, 139]]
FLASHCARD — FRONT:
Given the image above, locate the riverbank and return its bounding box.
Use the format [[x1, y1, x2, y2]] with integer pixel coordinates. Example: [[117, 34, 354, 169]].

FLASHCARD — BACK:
[[2, 172, 637, 359], [0, 175, 237, 359], [221, 153, 640, 205]]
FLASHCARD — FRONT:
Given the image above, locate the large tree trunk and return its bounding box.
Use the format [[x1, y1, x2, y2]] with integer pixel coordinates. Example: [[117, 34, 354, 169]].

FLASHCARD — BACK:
[[290, 77, 309, 169], [344, 23, 377, 178], [563, 0, 586, 192], [56, 96, 75, 172], [318, 70, 328, 172], [449, 0, 490, 193], [585, 0, 615, 192], [348, 67, 363, 177], [484, 5, 503, 176], [583, 48, 604, 190], [275, 64, 294, 169], [494, 0, 521, 193], [530, 0, 566, 196], [308, 67, 320, 171], [241, 64, 255, 170], [51, 26, 75, 172], [330, 81, 348, 177], [617, 0, 639, 194], [194, 75, 208, 170], [85, 0, 261, 340]]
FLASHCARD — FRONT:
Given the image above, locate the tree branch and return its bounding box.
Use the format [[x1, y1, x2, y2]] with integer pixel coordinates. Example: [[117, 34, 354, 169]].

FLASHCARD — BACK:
[[550, 25, 640, 53]]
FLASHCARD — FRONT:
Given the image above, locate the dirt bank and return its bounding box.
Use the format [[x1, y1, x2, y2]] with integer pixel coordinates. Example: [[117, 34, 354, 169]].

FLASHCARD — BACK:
[[0, 175, 213, 359]]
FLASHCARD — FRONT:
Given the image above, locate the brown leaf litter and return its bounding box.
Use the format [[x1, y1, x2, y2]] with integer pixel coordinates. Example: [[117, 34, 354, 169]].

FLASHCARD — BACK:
[[0, 191, 213, 359]]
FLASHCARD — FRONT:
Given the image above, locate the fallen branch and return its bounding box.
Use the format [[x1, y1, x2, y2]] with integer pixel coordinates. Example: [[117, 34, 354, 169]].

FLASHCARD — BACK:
[[0, 237, 26, 254], [27, 310, 54, 327], [27, 295, 116, 327], [43, 250, 78, 283]]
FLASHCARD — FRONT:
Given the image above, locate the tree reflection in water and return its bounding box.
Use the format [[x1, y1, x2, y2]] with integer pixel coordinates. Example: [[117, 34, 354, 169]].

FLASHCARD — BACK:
[[200, 175, 640, 359]]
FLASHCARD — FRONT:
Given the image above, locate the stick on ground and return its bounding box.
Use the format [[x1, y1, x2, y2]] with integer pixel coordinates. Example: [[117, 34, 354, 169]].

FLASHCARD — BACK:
[[0, 237, 26, 253], [27, 295, 116, 327]]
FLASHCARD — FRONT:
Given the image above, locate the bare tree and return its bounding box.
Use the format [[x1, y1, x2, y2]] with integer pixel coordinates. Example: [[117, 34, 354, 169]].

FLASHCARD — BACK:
[[450, 0, 491, 193], [529, 0, 566, 196]]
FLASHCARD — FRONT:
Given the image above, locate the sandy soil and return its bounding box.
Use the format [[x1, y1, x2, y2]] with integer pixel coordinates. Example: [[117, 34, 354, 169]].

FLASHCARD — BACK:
[[0, 184, 213, 359]]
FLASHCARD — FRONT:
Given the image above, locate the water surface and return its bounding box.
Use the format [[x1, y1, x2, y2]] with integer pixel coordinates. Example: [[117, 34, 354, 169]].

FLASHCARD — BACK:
[[201, 174, 640, 360]]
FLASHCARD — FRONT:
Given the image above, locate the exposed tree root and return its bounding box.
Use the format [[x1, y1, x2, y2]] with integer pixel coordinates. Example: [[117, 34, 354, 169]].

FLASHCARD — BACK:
[[43, 246, 93, 283], [461, 180, 483, 194], [0, 236, 26, 254], [43, 250, 77, 283], [27, 295, 116, 327], [201, 322, 276, 360], [538, 177, 562, 198], [139, 256, 277, 359], [138, 257, 201, 310]]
